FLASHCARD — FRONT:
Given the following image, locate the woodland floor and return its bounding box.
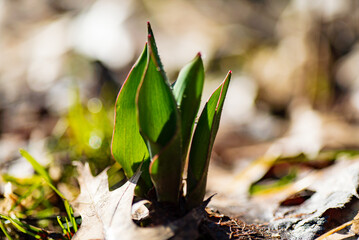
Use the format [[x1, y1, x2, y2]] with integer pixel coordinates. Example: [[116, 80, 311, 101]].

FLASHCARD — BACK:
[[2, 1, 359, 239]]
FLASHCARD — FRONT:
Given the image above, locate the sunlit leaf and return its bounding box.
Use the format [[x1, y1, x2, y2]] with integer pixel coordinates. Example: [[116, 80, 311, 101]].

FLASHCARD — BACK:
[[186, 71, 231, 209], [173, 53, 204, 156], [111, 44, 151, 190], [137, 24, 183, 203], [136, 40, 178, 152]]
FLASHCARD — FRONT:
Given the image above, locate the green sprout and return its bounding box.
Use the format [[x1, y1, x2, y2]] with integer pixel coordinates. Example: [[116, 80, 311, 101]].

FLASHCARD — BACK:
[[111, 22, 231, 209], [20, 149, 78, 237]]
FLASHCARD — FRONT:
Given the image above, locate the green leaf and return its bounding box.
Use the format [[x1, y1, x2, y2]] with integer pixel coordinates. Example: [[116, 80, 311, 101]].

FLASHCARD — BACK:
[[173, 53, 204, 156], [137, 38, 178, 152], [111, 44, 151, 189], [186, 71, 231, 209], [136, 28, 183, 203], [149, 134, 183, 203]]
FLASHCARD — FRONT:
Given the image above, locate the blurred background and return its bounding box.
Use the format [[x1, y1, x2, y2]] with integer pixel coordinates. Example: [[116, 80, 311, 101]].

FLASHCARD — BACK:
[[1, 0, 359, 234]]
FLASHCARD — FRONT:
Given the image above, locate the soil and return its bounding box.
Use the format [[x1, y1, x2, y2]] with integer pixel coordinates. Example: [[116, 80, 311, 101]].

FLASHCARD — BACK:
[[135, 196, 280, 239], [198, 208, 280, 240]]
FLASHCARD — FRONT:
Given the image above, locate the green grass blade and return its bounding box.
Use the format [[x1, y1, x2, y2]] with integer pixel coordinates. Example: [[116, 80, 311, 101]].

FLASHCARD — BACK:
[[19, 149, 51, 183], [137, 30, 183, 203], [0, 215, 42, 239], [57, 216, 67, 235], [173, 53, 204, 156], [19, 149, 65, 199], [186, 71, 231, 209], [111, 44, 152, 191], [0, 219, 13, 240], [65, 217, 71, 236], [64, 200, 77, 232], [19, 149, 78, 234]]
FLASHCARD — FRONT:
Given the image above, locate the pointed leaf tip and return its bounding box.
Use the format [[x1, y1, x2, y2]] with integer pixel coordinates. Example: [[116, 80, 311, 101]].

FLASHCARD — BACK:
[[145, 24, 168, 84], [147, 22, 154, 35]]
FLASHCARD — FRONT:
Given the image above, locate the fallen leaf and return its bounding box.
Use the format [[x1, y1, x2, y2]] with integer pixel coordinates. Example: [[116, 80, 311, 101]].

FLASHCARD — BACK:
[[72, 163, 208, 240], [209, 156, 359, 239], [271, 158, 359, 239], [72, 163, 173, 240]]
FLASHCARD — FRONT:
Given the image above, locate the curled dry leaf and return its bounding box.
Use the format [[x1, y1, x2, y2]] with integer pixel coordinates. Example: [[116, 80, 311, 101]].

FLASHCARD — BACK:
[[132, 200, 151, 221], [72, 163, 208, 240]]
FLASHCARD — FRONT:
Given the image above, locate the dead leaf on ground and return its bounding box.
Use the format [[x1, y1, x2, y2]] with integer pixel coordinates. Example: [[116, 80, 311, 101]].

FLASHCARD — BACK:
[[271, 158, 359, 239], [208, 154, 359, 239], [72, 163, 173, 240], [72, 163, 208, 240]]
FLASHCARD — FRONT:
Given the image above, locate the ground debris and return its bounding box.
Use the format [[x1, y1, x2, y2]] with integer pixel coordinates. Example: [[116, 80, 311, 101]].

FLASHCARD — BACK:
[[270, 158, 359, 239], [199, 208, 280, 240]]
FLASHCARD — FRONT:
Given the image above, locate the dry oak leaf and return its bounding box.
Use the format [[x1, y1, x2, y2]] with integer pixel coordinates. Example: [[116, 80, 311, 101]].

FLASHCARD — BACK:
[[72, 163, 173, 240]]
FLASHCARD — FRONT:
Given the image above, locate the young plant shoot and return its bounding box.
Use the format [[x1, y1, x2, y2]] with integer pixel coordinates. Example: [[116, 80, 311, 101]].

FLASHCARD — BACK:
[[111, 22, 231, 209]]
